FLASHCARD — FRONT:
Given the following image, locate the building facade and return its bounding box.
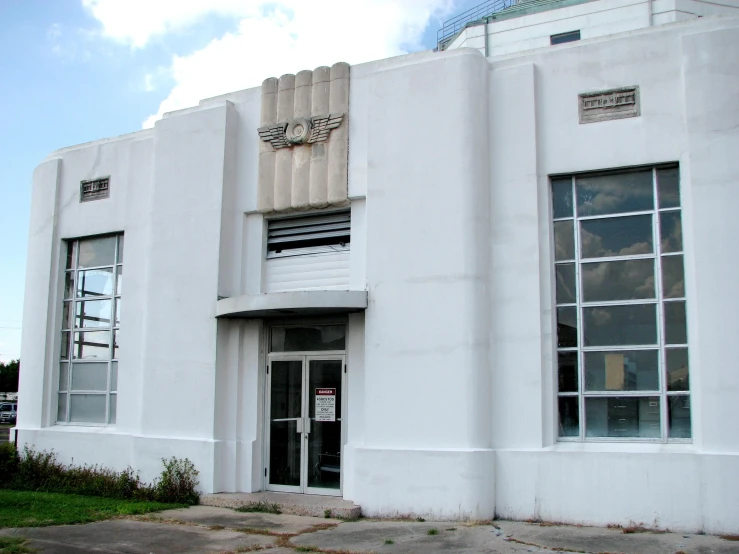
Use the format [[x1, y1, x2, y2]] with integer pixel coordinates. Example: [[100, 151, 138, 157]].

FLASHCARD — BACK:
[[19, 0, 739, 533]]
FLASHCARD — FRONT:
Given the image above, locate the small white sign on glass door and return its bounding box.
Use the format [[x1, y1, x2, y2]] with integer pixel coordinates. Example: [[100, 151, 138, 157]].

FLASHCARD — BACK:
[[315, 388, 336, 422]]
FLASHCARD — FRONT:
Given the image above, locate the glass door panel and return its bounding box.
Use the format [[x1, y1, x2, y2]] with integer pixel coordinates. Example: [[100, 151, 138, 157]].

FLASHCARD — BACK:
[[266, 355, 344, 495], [269, 420, 301, 487], [307, 359, 343, 493], [268, 359, 303, 490]]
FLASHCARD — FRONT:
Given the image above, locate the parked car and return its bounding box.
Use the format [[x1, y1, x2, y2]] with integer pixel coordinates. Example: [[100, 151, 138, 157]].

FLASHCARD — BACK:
[[0, 403, 17, 424]]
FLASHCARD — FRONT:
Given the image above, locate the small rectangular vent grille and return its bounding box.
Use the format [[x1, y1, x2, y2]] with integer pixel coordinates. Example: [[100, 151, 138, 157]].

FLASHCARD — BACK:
[[267, 211, 350, 259], [80, 178, 110, 202]]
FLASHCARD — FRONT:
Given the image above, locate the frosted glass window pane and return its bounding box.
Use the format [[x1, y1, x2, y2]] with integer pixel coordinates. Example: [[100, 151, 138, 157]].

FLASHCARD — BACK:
[[76, 268, 114, 298], [554, 220, 574, 261], [69, 394, 106, 423], [584, 350, 658, 391], [576, 169, 653, 217], [109, 394, 117, 424], [558, 397, 579, 437], [64, 272, 75, 299], [556, 307, 578, 348], [583, 304, 656, 346], [664, 301, 687, 344], [75, 300, 112, 329], [555, 264, 576, 304], [117, 235, 124, 263], [115, 298, 121, 326], [657, 167, 680, 209], [62, 302, 72, 330], [113, 330, 119, 359], [666, 348, 689, 391], [59, 363, 69, 392], [585, 397, 660, 438], [660, 212, 683, 253], [558, 352, 577, 392], [581, 259, 655, 302], [116, 266, 122, 295], [61, 332, 70, 360], [668, 396, 691, 438], [78, 236, 116, 268], [71, 362, 108, 391], [57, 393, 67, 422], [551, 178, 574, 219], [66, 243, 75, 270], [580, 216, 653, 259], [661, 255, 685, 299], [73, 331, 111, 360], [110, 362, 117, 392]]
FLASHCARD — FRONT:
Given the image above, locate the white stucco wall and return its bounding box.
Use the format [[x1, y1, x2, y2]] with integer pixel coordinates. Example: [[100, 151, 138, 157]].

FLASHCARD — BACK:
[[481, 16, 739, 533], [17, 8, 739, 533]]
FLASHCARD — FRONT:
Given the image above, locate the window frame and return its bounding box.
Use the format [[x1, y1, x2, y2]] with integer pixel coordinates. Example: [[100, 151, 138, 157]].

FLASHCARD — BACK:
[[550, 30, 581, 45], [552, 165, 691, 443], [57, 234, 122, 427]]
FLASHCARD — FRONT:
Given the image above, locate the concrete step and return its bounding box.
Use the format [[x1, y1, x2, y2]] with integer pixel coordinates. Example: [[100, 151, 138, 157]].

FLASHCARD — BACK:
[[200, 491, 361, 520]]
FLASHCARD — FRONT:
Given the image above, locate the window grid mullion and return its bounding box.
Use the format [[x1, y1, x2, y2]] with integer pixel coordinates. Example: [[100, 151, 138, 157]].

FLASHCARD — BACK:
[[581, 299, 658, 308], [65, 261, 77, 423], [579, 253, 656, 264], [652, 167, 669, 441], [576, 209, 656, 221], [572, 176, 585, 440]]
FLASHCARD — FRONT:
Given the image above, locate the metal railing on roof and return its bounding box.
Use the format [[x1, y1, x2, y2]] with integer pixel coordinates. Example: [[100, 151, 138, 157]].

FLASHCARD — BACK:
[[436, 0, 517, 50]]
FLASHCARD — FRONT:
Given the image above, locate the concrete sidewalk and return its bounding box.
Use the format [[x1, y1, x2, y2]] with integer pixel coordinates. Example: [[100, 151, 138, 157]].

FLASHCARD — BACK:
[[1, 505, 737, 553]]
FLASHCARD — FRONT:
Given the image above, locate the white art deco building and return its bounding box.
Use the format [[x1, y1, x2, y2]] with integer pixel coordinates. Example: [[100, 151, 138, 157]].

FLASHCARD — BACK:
[[19, 0, 739, 533]]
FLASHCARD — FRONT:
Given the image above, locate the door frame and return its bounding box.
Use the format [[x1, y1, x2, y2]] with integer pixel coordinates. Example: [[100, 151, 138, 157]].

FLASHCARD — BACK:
[[264, 351, 346, 496]]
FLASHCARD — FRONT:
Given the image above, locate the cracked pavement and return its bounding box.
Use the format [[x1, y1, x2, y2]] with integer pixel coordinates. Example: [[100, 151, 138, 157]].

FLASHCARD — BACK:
[[1, 505, 738, 553]]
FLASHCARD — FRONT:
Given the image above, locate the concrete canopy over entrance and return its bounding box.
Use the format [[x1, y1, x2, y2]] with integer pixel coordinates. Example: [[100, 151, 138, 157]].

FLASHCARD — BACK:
[[216, 290, 367, 318]]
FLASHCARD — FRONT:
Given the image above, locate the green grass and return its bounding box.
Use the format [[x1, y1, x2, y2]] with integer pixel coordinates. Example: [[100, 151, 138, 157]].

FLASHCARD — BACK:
[[0, 537, 36, 553], [427, 528, 439, 535], [0, 489, 184, 528]]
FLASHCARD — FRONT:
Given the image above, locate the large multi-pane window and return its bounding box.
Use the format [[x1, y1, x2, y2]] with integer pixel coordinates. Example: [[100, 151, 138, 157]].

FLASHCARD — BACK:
[[552, 165, 690, 441], [58, 235, 122, 425]]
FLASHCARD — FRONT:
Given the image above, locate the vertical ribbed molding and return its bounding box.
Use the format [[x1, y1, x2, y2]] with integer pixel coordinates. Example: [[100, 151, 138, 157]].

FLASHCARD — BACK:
[[309, 66, 331, 208], [327, 62, 350, 205], [273, 74, 295, 212], [257, 62, 350, 214], [257, 77, 278, 213], [292, 70, 313, 209]]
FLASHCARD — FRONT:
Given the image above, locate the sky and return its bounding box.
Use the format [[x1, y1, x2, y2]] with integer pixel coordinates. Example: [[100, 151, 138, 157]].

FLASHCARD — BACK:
[[0, 0, 481, 362]]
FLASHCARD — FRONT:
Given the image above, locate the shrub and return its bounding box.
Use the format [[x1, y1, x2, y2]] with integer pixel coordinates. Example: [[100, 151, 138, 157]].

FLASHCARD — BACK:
[[0, 447, 199, 505], [152, 457, 200, 505], [0, 442, 18, 485]]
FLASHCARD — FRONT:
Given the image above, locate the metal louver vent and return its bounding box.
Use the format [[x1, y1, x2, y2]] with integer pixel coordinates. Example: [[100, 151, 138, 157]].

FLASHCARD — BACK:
[[267, 211, 351, 259]]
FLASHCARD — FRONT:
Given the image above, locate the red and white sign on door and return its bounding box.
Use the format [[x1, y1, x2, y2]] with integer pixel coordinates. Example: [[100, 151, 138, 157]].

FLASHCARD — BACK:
[[315, 388, 336, 422]]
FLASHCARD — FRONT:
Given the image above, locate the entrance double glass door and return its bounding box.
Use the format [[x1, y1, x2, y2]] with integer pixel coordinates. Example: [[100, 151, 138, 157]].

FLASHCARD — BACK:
[[267, 355, 343, 495]]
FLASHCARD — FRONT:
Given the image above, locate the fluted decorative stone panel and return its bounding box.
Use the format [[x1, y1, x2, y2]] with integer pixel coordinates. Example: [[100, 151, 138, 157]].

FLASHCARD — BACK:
[[257, 62, 350, 214]]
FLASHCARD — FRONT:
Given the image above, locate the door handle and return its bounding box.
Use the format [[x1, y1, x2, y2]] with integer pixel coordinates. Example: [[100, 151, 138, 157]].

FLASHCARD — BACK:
[[304, 417, 311, 435], [296, 418, 303, 433]]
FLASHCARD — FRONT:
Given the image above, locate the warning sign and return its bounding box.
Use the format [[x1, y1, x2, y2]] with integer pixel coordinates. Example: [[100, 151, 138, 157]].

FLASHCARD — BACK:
[[315, 388, 336, 422]]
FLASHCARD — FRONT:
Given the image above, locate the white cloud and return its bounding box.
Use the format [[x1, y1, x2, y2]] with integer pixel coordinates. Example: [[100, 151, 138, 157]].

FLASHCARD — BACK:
[[83, 0, 456, 128]]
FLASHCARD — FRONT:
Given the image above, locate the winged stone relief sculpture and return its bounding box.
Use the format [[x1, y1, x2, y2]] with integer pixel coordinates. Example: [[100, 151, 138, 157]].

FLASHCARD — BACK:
[[258, 113, 344, 150]]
